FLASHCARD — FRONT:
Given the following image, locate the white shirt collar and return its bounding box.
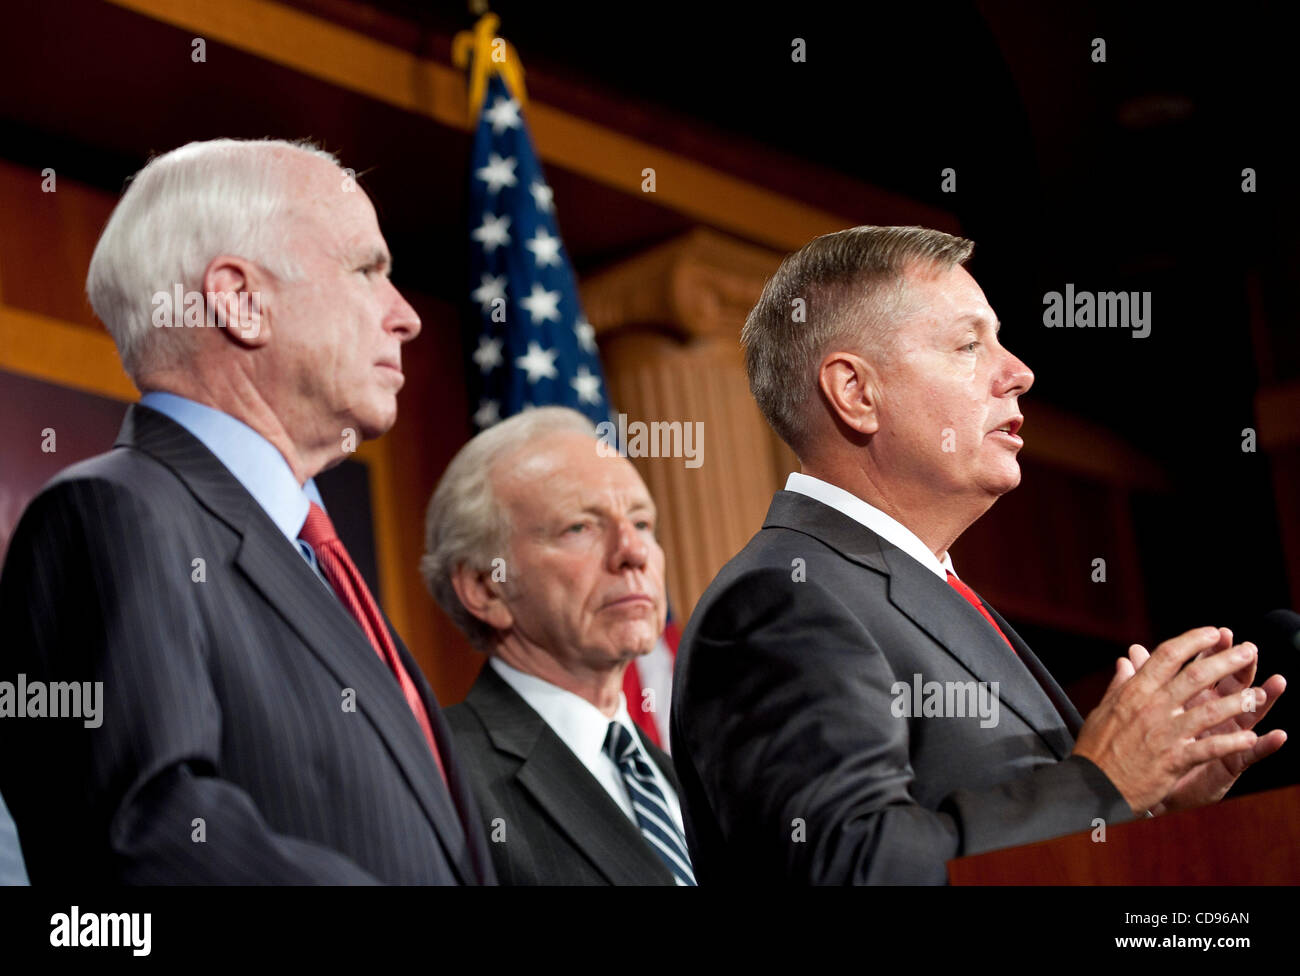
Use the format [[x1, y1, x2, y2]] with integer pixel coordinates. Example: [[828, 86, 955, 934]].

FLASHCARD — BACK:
[[488, 657, 641, 763], [784, 472, 955, 581]]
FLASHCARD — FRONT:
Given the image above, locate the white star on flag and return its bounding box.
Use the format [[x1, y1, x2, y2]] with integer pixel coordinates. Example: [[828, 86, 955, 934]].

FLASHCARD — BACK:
[[573, 318, 596, 353], [475, 153, 518, 194], [472, 336, 504, 373], [530, 181, 554, 213], [519, 282, 561, 324], [472, 213, 512, 253], [515, 341, 559, 383], [484, 96, 522, 134], [471, 273, 507, 311], [525, 227, 563, 268], [570, 365, 602, 404], [474, 398, 502, 428]]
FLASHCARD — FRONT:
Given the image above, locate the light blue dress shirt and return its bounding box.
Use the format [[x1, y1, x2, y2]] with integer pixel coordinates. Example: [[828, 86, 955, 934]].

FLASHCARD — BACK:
[[139, 392, 329, 579]]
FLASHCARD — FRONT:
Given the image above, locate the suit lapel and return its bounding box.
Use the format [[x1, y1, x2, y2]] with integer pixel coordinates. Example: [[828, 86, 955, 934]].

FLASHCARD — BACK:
[[764, 491, 1074, 760], [118, 404, 476, 880], [983, 603, 1084, 741], [467, 666, 674, 885]]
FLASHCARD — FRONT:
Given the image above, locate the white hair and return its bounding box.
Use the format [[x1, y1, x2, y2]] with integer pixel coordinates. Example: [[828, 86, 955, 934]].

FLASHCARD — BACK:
[[421, 407, 599, 651], [86, 137, 340, 379]]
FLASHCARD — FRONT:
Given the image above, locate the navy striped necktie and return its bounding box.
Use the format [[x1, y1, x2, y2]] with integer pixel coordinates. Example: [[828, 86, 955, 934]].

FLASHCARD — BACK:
[[602, 722, 697, 886]]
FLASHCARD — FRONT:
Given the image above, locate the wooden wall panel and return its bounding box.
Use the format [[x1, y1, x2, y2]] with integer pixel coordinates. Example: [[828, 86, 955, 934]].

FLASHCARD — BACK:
[[0, 160, 113, 330]]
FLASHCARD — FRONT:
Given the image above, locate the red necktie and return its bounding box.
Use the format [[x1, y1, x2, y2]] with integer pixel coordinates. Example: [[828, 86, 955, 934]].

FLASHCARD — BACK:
[[299, 503, 447, 783], [946, 570, 1017, 657]]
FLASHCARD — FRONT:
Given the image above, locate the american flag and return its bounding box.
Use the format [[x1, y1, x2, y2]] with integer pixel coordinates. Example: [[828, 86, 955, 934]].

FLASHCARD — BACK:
[[464, 71, 677, 749]]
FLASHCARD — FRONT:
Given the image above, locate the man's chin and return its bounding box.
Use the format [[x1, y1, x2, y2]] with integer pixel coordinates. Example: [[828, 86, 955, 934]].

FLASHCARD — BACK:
[[356, 405, 398, 441]]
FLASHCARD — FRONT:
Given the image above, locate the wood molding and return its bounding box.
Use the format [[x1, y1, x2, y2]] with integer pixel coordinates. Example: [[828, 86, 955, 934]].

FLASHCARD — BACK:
[[582, 227, 782, 340], [0, 304, 136, 401]]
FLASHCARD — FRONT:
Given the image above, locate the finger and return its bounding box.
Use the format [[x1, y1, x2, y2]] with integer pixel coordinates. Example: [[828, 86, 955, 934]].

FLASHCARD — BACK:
[[1105, 656, 1136, 696], [1236, 674, 1287, 731], [1167, 642, 1258, 704], [1180, 728, 1258, 768], [1178, 687, 1266, 740], [1137, 627, 1226, 688], [1246, 728, 1288, 766], [1129, 643, 1151, 670], [1179, 668, 1250, 715]]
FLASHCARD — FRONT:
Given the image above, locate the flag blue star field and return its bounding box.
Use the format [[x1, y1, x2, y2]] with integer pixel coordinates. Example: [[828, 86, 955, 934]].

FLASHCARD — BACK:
[[465, 73, 608, 431]]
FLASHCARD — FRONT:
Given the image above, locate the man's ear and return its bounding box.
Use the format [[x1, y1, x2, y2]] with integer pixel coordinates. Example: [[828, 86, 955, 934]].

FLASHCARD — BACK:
[[202, 256, 269, 350], [818, 350, 882, 436], [450, 563, 514, 633]]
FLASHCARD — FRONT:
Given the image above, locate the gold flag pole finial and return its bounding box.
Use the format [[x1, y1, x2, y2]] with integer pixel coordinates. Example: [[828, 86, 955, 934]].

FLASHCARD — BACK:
[[453, 12, 528, 120]]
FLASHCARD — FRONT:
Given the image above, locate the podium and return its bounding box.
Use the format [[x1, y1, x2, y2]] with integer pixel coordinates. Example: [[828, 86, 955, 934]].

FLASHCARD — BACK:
[[948, 785, 1300, 884]]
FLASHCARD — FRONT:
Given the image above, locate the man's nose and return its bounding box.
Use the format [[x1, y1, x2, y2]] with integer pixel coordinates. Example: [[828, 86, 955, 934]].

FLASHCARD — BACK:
[[1000, 347, 1034, 397], [386, 282, 422, 342], [607, 517, 649, 573]]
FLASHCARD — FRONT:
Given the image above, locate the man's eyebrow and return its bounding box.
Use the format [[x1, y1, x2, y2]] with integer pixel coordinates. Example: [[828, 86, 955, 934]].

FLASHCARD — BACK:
[[575, 499, 656, 517], [956, 313, 1000, 333], [357, 247, 392, 273]]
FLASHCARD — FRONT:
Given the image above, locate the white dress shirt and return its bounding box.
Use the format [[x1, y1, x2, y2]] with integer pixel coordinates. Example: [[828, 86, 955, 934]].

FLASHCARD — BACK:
[[489, 658, 685, 832], [785, 472, 957, 581]]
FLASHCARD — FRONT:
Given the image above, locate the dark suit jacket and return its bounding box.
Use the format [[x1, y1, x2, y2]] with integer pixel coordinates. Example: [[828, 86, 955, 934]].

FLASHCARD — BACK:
[[671, 490, 1133, 884], [446, 663, 679, 885], [0, 404, 495, 884]]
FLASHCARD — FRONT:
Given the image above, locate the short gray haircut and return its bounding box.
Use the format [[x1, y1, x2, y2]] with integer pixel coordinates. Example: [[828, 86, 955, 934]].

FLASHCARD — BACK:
[[741, 225, 974, 457], [86, 137, 340, 379], [421, 407, 599, 651]]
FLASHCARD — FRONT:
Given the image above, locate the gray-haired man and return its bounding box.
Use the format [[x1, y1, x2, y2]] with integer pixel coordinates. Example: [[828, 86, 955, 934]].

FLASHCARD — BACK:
[[0, 138, 493, 883], [425, 406, 694, 885]]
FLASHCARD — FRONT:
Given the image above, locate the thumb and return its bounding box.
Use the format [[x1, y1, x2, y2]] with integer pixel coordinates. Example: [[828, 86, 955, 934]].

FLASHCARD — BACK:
[[1105, 656, 1135, 696]]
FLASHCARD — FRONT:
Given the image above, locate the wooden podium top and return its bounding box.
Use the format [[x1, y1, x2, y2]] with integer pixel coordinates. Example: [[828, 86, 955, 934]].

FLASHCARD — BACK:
[[948, 785, 1300, 884]]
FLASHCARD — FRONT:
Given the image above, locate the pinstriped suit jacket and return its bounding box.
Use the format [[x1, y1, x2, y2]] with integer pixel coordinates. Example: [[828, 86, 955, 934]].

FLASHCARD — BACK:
[[446, 664, 679, 884], [0, 404, 495, 884]]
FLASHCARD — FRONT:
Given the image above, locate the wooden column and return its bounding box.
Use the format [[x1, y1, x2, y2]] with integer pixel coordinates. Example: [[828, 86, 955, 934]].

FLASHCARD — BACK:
[[581, 229, 791, 620]]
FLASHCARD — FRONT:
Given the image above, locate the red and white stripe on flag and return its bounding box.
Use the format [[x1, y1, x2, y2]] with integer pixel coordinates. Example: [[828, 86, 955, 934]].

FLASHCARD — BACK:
[[622, 618, 679, 752]]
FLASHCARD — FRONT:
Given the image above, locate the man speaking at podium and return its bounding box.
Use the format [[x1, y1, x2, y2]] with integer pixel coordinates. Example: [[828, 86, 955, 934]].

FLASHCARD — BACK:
[[672, 226, 1288, 884]]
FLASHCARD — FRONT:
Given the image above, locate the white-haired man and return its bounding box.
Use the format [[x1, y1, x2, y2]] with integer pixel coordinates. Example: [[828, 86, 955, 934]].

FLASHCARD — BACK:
[[0, 138, 494, 884], [672, 225, 1287, 884], [424, 407, 694, 885]]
